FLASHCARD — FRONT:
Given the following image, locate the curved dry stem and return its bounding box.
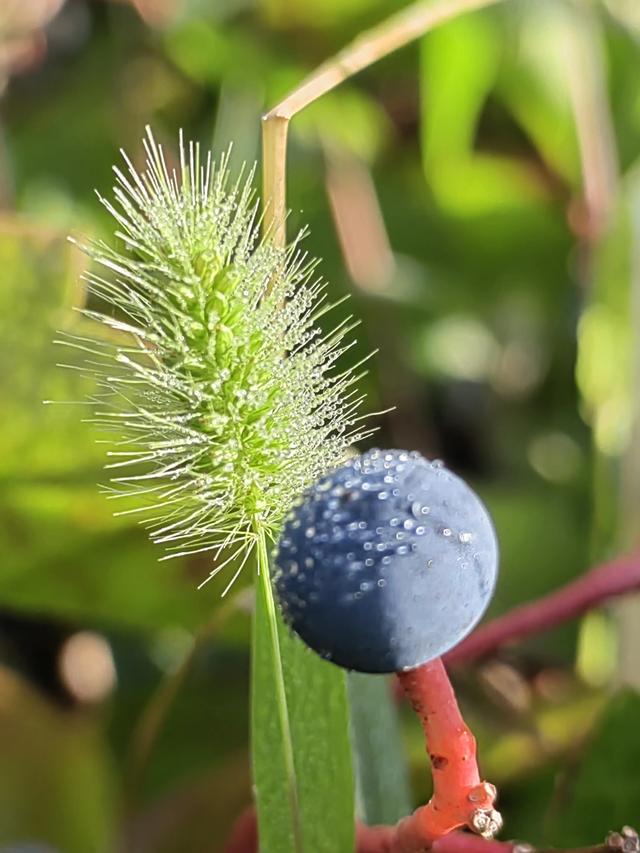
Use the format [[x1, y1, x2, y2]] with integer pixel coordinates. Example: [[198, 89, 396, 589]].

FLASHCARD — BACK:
[[261, 0, 508, 247]]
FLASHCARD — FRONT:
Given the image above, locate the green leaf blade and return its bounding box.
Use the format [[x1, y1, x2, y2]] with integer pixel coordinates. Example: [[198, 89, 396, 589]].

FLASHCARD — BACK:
[[283, 627, 355, 853], [548, 689, 640, 845], [252, 544, 301, 853], [348, 672, 412, 826], [252, 529, 355, 853]]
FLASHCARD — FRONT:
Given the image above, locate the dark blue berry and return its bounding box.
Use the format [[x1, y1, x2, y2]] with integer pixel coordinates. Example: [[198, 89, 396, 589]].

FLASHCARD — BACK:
[[274, 449, 498, 674]]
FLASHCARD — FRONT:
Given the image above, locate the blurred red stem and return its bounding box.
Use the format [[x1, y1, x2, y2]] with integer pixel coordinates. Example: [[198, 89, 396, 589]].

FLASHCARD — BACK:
[[223, 806, 257, 853], [444, 551, 640, 666], [358, 827, 512, 853], [225, 809, 629, 853], [224, 807, 512, 853]]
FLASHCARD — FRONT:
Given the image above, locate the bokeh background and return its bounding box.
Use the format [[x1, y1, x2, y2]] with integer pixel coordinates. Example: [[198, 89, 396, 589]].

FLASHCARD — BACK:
[[1, 0, 640, 850]]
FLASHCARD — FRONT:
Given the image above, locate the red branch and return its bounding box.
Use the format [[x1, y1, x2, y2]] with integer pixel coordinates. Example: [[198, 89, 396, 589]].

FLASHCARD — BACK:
[[391, 660, 500, 848], [357, 826, 513, 853], [225, 809, 636, 853], [223, 807, 512, 853], [225, 810, 636, 853], [223, 806, 257, 853], [444, 551, 640, 666]]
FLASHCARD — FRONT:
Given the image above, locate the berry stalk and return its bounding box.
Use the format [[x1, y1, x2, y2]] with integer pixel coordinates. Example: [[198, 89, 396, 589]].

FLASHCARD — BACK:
[[391, 659, 501, 850]]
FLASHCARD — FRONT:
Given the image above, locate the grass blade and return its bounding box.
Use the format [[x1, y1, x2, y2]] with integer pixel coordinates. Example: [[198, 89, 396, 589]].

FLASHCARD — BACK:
[[348, 672, 412, 826], [252, 527, 355, 852]]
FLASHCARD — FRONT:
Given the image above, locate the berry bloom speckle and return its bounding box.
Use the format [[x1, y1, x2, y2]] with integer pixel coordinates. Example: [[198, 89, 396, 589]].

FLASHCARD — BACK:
[[274, 449, 499, 673]]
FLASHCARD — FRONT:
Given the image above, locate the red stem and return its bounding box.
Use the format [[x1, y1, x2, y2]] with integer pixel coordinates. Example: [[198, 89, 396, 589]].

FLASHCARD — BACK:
[[223, 806, 258, 853], [357, 826, 513, 853], [444, 551, 640, 666], [391, 660, 500, 849], [224, 810, 629, 853], [223, 808, 513, 853]]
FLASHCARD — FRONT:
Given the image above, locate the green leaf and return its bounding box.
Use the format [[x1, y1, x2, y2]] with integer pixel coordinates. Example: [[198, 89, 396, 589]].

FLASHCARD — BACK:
[[421, 12, 501, 166], [497, 2, 581, 186], [252, 529, 355, 853], [576, 172, 639, 559], [0, 223, 230, 631], [0, 222, 103, 479], [0, 481, 220, 631], [252, 549, 300, 853], [282, 620, 356, 852], [348, 672, 412, 826], [420, 10, 543, 214], [0, 667, 115, 853], [547, 689, 640, 845]]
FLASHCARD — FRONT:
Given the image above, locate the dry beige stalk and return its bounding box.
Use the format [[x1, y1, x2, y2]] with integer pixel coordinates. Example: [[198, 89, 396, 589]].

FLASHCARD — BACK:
[[261, 0, 507, 247]]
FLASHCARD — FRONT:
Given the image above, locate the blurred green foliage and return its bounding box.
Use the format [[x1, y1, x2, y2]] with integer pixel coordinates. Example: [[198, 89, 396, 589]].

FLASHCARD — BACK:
[[1, 0, 639, 849]]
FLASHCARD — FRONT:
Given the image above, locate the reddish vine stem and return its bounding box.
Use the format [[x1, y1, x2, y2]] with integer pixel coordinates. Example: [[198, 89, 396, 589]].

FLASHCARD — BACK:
[[357, 826, 640, 853], [223, 811, 507, 853], [390, 660, 501, 849], [224, 807, 637, 853], [356, 826, 512, 853], [444, 551, 640, 666]]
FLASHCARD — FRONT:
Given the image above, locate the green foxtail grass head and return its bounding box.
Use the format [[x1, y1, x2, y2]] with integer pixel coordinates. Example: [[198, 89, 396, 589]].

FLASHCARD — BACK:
[[60, 128, 374, 591]]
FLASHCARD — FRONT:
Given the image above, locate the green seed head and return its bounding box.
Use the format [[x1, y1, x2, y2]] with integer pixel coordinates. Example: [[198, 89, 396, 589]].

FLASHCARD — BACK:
[[64, 128, 373, 590]]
